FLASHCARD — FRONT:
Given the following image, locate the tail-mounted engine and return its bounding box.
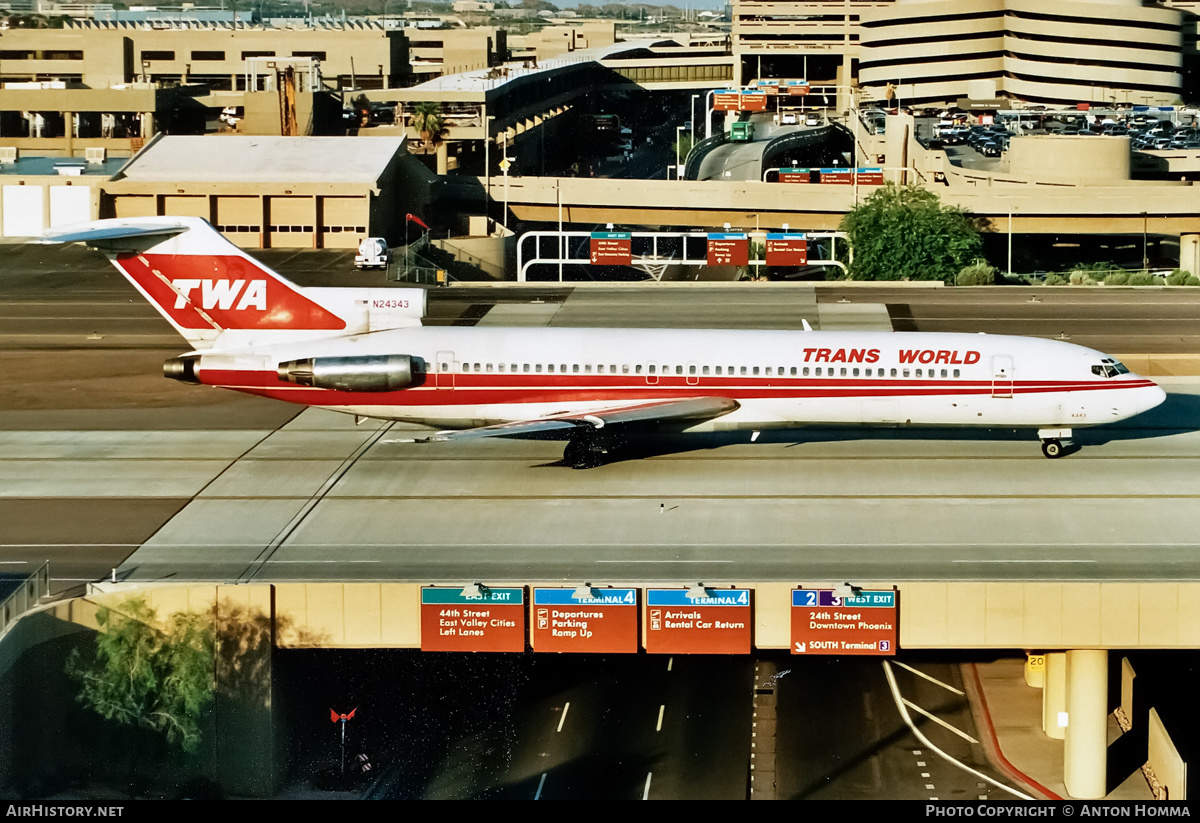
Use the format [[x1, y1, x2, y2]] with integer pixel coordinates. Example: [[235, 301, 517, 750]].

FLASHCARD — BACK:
[[276, 354, 422, 392]]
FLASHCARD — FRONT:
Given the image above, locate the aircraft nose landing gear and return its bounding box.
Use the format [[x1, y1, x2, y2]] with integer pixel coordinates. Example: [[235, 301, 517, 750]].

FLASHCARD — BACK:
[[1038, 428, 1074, 459]]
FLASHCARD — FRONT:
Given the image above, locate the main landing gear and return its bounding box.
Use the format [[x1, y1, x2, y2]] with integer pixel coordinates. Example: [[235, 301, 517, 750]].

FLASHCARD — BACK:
[[1038, 428, 1074, 459], [562, 431, 621, 469], [562, 436, 606, 469]]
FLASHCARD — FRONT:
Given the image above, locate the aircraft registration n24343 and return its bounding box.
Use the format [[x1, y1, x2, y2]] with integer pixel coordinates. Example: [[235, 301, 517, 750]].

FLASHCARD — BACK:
[[43, 217, 1166, 467]]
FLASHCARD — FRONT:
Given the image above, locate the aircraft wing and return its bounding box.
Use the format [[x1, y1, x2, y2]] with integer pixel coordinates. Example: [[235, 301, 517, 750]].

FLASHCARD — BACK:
[[413, 396, 740, 442]]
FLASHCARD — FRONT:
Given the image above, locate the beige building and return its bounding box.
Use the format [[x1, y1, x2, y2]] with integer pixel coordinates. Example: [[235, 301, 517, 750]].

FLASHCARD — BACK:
[[732, 1, 894, 89], [858, 0, 1183, 107], [732, 0, 1200, 105], [98, 134, 428, 249]]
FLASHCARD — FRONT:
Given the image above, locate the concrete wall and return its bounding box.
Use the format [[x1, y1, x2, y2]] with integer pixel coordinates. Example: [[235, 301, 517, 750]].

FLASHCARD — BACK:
[[1007, 136, 1132, 186]]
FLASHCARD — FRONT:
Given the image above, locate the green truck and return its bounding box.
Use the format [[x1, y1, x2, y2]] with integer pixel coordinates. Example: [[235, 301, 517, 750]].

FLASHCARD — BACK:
[[729, 121, 756, 142]]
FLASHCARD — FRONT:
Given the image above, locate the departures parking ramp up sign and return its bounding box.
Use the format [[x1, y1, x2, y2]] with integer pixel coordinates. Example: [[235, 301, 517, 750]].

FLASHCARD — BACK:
[[532, 587, 639, 653], [791, 588, 898, 656], [645, 588, 752, 654]]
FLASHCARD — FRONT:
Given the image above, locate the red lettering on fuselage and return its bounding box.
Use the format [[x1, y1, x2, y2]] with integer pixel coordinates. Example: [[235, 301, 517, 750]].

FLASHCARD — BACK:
[[802, 347, 882, 363], [898, 349, 980, 365]]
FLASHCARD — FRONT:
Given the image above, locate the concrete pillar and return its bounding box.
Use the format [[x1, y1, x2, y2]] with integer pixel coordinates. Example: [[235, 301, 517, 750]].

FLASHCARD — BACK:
[[1180, 233, 1200, 278], [1042, 651, 1067, 739], [1063, 649, 1108, 799], [436, 142, 449, 175]]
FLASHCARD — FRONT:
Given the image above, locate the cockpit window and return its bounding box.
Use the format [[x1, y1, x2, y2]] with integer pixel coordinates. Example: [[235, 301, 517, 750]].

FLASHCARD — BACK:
[[1092, 358, 1130, 378]]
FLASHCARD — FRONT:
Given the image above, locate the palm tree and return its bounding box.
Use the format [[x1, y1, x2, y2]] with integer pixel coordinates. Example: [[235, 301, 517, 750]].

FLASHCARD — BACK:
[[409, 101, 447, 151]]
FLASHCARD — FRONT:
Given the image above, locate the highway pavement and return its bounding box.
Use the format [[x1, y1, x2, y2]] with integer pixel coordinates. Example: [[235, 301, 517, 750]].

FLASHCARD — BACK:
[[3, 243, 1200, 592]]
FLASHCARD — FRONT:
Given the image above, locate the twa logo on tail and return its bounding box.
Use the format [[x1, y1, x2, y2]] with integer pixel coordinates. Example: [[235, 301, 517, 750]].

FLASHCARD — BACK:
[[116, 253, 345, 332], [172, 279, 267, 311]]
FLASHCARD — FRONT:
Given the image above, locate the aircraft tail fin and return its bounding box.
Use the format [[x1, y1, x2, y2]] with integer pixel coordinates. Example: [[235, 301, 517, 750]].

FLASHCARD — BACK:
[[44, 217, 348, 348]]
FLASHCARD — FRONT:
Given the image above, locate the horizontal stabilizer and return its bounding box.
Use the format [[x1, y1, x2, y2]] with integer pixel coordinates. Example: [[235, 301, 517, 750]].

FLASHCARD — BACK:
[[418, 396, 740, 442], [42, 221, 188, 251]]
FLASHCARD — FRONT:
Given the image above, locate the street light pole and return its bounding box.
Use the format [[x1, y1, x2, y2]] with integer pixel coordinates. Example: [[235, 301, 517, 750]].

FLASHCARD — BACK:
[[676, 125, 687, 179]]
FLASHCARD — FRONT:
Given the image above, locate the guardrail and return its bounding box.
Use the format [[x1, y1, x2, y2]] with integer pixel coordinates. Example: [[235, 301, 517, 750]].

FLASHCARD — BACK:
[[0, 562, 50, 640], [683, 130, 729, 181]]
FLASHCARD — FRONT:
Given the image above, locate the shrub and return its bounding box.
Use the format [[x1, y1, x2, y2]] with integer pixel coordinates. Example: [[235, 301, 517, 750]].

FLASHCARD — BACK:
[[1188, 275, 1200, 286], [955, 259, 997, 286], [1043, 273, 1068, 286], [1166, 268, 1191, 286], [1128, 271, 1156, 286], [1103, 271, 1129, 286]]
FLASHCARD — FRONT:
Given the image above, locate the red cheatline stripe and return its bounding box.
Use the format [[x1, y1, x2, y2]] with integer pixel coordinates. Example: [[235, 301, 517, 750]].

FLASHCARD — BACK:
[[199, 369, 1155, 407]]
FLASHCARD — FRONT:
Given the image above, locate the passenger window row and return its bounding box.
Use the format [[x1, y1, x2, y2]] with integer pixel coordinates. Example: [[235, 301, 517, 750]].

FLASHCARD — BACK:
[[445, 362, 964, 379]]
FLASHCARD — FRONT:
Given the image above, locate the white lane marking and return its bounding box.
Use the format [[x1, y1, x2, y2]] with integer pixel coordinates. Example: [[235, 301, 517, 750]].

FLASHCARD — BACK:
[[535, 772, 546, 800], [902, 697, 978, 743], [557, 702, 570, 733], [265, 559, 382, 564], [883, 661, 1031, 800], [643, 772, 652, 800], [0, 561, 30, 565], [656, 704, 665, 732], [953, 559, 1095, 564], [892, 661, 965, 696], [1, 544, 137, 548], [595, 560, 734, 563], [667, 657, 673, 672]]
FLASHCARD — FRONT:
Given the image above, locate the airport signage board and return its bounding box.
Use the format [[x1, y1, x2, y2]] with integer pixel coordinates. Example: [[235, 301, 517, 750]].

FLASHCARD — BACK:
[[765, 233, 808, 266], [590, 231, 632, 265], [779, 167, 812, 184], [755, 79, 780, 94], [531, 588, 639, 653], [819, 167, 853, 185], [787, 80, 811, 96], [790, 588, 898, 657], [420, 587, 526, 652], [714, 91, 742, 111], [645, 588, 752, 654], [706, 233, 749, 266], [741, 93, 768, 112], [856, 167, 885, 185]]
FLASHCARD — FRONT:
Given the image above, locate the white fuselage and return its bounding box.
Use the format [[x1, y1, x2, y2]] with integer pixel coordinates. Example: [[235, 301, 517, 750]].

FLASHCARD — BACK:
[[196, 326, 1166, 433]]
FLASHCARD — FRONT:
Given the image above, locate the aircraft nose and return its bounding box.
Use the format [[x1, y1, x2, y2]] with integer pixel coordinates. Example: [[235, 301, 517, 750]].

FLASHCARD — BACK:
[[1142, 382, 1167, 413]]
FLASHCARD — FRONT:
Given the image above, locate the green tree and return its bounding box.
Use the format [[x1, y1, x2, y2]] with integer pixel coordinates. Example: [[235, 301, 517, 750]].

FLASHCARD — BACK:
[[67, 597, 215, 754], [838, 182, 982, 282], [409, 101, 448, 149]]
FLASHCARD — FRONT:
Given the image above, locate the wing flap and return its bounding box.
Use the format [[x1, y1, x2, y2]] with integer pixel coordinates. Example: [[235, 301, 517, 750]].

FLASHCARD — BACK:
[[418, 396, 739, 442]]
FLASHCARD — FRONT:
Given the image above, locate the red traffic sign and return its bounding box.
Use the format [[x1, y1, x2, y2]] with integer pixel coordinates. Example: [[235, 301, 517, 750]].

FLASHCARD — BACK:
[[645, 589, 752, 654], [531, 588, 638, 653], [420, 587, 526, 652], [765, 233, 808, 266], [590, 231, 632, 265], [791, 588, 898, 656], [713, 91, 742, 112], [741, 93, 768, 112], [779, 168, 812, 184], [856, 167, 885, 185], [706, 233, 749, 266]]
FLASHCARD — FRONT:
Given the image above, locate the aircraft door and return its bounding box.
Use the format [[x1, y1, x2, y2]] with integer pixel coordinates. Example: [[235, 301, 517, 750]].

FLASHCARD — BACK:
[[436, 350, 456, 388], [646, 359, 660, 385], [991, 355, 1013, 398], [686, 361, 700, 386]]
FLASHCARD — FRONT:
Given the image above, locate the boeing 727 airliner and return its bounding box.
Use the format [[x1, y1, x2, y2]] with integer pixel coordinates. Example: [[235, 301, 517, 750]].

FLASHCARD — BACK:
[[44, 217, 1166, 467]]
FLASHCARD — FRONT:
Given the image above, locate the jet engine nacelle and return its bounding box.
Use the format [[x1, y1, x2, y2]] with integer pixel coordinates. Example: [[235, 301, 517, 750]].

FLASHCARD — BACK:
[[277, 354, 420, 392]]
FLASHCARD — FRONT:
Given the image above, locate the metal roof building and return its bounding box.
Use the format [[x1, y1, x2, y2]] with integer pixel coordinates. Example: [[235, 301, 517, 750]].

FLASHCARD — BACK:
[[100, 134, 429, 248]]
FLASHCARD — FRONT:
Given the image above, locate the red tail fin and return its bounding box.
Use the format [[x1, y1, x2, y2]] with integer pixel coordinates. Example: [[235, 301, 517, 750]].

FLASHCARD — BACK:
[[45, 217, 345, 346]]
